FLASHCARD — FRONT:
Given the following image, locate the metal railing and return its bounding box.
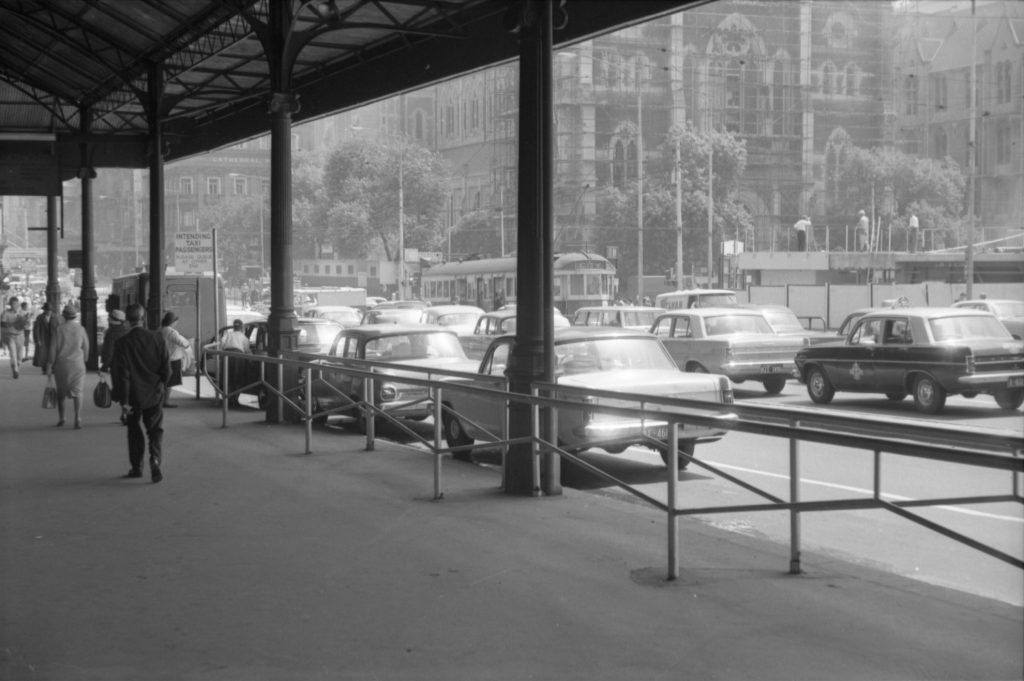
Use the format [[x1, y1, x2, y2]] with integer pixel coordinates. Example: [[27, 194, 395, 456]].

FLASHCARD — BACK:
[[200, 347, 1024, 580]]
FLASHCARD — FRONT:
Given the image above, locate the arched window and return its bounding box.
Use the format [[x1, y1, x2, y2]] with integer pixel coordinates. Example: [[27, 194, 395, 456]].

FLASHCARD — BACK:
[[822, 62, 836, 95], [844, 63, 858, 95]]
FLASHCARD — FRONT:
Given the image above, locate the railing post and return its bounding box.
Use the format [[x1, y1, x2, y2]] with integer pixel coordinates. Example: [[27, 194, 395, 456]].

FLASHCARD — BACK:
[[667, 422, 679, 581], [433, 386, 444, 500], [789, 421, 802, 575], [275, 361, 284, 422], [221, 353, 229, 427], [304, 365, 312, 454], [364, 375, 375, 451], [500, 385, 509, 490], [530, 386, 541, 496]]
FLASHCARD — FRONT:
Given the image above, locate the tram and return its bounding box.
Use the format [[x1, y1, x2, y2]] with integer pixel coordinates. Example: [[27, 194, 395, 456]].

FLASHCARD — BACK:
[[420, 252, 618, 314]]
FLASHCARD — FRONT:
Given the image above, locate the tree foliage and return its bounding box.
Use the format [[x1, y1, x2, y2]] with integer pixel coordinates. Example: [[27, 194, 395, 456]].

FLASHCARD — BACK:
[[320, 138, 452, 262], [591, 123, 752, 293], [196, 195, 266, 284], [826, 138, 967, 248]]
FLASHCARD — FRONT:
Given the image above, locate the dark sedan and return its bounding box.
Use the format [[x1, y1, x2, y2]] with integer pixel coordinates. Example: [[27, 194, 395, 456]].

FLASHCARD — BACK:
[[794, 307, 1024, 413]]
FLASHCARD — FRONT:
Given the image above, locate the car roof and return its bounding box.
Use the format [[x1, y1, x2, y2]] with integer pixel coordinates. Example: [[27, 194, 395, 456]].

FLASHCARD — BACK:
[[953, 299, 1020, 306], [339, 324, 455, 339], [307, 305, 360, 312], [574, 305, 664, 313], [658, 288, 735, 296], [656, 306, 764, 317], [423, 304, 484, 314], [858, 307, 992, 320]]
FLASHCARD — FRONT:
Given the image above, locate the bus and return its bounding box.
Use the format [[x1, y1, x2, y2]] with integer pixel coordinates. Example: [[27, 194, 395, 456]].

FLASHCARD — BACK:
[[420, 252, 618, 314]]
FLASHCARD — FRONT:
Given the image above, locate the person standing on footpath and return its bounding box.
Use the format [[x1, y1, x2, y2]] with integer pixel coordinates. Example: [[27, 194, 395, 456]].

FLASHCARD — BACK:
[[111, 303, 170, 483], [218, 318, 251, 407], [20, 301, 33, 362], [46, 304, 90, 428], [1, 296, 27, 378], [158, 311, 191, 408], [32, 302, 57, 373]]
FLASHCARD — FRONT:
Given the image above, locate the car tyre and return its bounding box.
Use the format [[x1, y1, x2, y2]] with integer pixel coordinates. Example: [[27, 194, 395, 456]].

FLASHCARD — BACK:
[[912, 375, 946, 414], [806, 366, 834, 404], [685, 362, 709, 373], [442, 409, 474, 461], [658, 439, 694, 470], [762, 375, 787, 395], [884, 392, 907, 401], [993, 388, 1024, 411]]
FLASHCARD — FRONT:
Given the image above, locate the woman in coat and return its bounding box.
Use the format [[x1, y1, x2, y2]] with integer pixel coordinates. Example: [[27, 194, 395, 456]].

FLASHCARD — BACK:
[[47, 304, 89, 428]]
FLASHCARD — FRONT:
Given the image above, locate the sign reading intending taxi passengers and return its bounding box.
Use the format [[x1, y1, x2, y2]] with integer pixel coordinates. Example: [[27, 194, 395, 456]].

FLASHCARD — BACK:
[[174, 232, 213, 274]]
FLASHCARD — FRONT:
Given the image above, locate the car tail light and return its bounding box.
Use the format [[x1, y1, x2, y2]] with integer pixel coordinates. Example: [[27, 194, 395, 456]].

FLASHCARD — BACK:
[[718, 376, 734, 404], [965, 351, 975, 374]]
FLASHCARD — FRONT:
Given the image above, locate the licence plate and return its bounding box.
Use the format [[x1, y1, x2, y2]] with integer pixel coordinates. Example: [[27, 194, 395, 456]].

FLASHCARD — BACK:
[[645, 426, 668, 440], [1008, 376, 1024, 388], [761, 364, 784, 373]]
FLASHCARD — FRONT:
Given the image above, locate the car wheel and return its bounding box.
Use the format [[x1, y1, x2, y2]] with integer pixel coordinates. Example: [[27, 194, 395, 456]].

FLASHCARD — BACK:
[[993, 388, 1024, 411], [658, 439, 694, 470], [256, 386, 268, 410], [805, 366, 834, 404], [961, 391, 978, 399], [685, 362, 709, 373], [884, 392, 907, 401], [442, 409, 474, 461], [912, 375, 946, 414], [762, 375, 787, 395]]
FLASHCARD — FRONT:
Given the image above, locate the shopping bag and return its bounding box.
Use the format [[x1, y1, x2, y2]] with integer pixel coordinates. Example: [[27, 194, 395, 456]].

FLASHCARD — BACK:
[[93, 375, 112, 408], [181, 342, 197, 377], [42, 376, 57, 409]]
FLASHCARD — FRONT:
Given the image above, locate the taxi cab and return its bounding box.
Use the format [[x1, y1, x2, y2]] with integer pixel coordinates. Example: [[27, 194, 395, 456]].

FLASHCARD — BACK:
[[794, 307, 1024, 413]]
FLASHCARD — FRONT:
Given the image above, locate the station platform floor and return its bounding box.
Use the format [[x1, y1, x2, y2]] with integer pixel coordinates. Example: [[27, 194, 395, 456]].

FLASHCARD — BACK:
[[1, 367, 1021, 681]]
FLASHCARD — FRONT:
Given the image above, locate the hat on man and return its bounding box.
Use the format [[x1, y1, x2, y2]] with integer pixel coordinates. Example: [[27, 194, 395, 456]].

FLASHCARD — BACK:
[[110, 309, 126, 323], [62, 304, 78, 319]]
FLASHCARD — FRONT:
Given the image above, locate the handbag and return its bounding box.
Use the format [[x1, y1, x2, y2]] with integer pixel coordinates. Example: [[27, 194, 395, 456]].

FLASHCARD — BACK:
[[42, 376, 57, 409], [93, 374, 112, 409]]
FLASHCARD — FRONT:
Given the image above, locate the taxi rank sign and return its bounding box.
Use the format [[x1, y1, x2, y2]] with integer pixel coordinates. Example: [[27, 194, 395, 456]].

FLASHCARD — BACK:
[[174, 232, 214, 274]]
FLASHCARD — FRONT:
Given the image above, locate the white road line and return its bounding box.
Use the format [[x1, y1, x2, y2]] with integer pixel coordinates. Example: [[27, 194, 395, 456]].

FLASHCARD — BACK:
[[707, 462, 1024, 523]]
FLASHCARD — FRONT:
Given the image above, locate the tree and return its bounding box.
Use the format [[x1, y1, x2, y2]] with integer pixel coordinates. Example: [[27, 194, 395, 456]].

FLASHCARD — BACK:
[[321, 138, 452, 263], [196, 195, 266, 284], [826, 139, 967, 250], [590, 123, 751, 293]]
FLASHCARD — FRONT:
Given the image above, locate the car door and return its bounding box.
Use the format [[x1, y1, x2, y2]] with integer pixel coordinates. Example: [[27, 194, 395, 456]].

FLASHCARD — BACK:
[[873, 316, 914, 391], [317, 333, 357, 405], [827, 318, 881, 390], [455, 339, 510, 439]]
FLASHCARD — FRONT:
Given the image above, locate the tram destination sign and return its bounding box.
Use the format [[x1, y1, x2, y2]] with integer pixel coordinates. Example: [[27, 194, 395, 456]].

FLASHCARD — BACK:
[[174, 232, 214, 274]]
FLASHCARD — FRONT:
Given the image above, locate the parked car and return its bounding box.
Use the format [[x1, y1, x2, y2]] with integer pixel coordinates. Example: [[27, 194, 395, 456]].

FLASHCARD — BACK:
[[953, 299, 1024, 339], [571, 305, 664, 331], [201, 317, 344, 407], [461, 308, 569, 359], [303, 305, 363, 328], [794, 307, 1024, 413], [835, 308, 873, 337], [650, 308, 805, 394], [304, 325, 478, 428], [740, 304, 834, 345], [655, 289, 738, 310], [418, 304, 484, 336], [441, 327, 734, 466]]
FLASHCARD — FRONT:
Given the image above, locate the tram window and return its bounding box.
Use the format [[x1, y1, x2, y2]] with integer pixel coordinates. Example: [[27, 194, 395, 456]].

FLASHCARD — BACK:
[[586, 274, 601, 295], [570, 274, 584, 296], [553, 277, 562, 298]]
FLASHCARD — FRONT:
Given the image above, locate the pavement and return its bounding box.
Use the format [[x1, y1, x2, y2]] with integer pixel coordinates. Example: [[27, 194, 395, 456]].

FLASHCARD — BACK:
[[1, 365, 1022, 681]]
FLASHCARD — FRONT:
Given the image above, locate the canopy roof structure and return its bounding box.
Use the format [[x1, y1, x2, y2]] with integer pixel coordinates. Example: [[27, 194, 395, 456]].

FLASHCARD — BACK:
[[0, 0, 698, 193]]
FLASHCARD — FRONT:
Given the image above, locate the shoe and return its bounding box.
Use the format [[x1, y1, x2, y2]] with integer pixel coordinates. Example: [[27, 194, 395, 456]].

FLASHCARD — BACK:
[[74, 420, 82, 429], [55, 419, 65, 427], [122, 469, 142, 479], [151, 466, 163, 484], [13, 371, 18, 379]]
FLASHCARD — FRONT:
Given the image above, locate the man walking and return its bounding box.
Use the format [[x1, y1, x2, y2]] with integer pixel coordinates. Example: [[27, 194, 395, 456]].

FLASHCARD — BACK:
[[111, 303, 171, 483], [855, 210, 870, 251], [793, 215, 811, 252], [907, 211, 919, 253], [1, 296, 26, 378]]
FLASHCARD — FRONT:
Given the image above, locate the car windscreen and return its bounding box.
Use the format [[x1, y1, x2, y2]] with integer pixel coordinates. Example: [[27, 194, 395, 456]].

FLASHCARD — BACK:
[[555, 337, 675, 375], [990, 301, 1024, 318], [435, 312, 479, 327], [929, 315, 1012, 341], [761, 308, 804, 332], [364, 332, 466, 361], [297, 323, 341, 348]]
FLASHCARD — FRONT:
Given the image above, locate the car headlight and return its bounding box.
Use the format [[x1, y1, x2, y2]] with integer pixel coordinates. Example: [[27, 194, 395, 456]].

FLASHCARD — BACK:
[[379, 382, 399, 402]]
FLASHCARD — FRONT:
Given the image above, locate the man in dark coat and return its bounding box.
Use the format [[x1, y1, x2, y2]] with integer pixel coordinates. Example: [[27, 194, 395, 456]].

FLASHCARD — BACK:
[[111, 303, 171, 483]]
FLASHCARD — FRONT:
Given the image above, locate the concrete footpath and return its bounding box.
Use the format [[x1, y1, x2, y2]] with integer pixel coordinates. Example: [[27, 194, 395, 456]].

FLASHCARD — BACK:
[[1, 368, 1021, 681]]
